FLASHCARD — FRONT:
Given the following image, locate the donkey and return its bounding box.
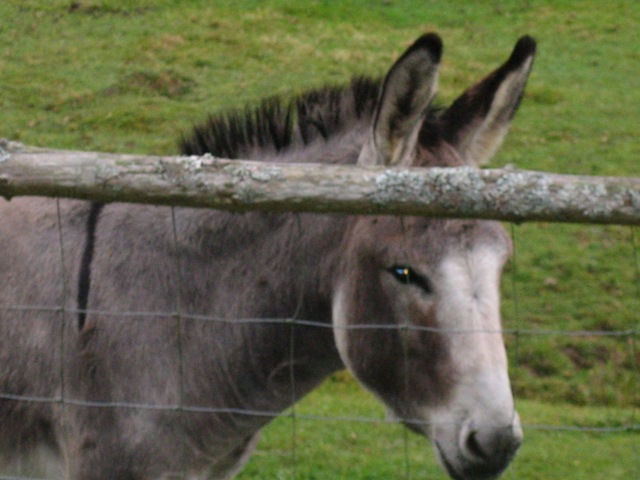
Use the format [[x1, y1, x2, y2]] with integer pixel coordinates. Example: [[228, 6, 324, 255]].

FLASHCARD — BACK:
[[0, 33, 535, 479]]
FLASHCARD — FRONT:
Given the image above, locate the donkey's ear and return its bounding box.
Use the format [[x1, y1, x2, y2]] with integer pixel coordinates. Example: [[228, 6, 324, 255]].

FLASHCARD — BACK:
[[439, 36, 536, 166], [358, 33, 442, 166]]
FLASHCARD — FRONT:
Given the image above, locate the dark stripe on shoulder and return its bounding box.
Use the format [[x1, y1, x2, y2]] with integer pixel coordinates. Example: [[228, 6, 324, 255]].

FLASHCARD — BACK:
[[77, 202, 104, 330]]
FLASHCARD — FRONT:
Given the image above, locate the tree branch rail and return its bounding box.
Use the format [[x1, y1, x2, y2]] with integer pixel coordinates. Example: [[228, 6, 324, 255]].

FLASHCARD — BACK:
[[1, 140, 639, 225]]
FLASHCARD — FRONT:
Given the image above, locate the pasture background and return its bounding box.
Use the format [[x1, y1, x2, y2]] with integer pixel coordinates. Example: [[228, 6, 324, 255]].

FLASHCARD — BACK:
[[0, 0, 638, 478]]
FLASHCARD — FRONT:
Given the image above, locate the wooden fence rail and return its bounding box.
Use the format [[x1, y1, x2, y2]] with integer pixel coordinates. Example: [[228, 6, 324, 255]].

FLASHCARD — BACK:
[[1, 139, 639, 225]]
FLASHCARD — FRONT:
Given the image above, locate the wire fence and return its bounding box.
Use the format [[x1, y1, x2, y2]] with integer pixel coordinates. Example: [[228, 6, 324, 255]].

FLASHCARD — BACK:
[[0, 200, 638, 479]]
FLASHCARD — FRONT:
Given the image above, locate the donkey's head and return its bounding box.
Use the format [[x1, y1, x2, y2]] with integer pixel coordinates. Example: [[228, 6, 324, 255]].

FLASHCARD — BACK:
[[333, 34, 535, 479]]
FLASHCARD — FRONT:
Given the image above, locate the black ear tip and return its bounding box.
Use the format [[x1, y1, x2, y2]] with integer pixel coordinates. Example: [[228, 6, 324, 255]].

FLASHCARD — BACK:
[[412, 32, 443, 63], [511, 35, 537, 63]]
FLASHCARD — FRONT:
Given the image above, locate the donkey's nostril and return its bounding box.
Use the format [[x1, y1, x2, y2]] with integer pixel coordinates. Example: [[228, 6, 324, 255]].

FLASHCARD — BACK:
[[465, 430, 488, 460], [463, 424, 522, 463]]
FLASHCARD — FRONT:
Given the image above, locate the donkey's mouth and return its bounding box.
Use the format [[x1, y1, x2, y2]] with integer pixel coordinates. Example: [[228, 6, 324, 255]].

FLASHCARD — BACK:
[[435, 442, 511, 480], [436, 446, 465, 480]]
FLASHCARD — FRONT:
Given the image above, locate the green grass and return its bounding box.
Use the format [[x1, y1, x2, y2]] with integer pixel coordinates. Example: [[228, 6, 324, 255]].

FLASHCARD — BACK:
[[1, 0, 639, 477]]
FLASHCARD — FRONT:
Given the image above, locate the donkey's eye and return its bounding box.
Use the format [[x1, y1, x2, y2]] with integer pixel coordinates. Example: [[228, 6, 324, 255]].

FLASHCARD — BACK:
[[387, 265, 432, 294]]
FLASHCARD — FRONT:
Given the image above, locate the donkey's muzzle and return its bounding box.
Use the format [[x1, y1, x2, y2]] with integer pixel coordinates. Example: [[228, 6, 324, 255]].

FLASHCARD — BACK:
[[437, 415, 523, 480]]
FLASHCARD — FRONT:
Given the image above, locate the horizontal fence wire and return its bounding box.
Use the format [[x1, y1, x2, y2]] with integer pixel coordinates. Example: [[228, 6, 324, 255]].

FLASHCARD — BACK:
[[0, 477, 51, 480], [1, 306, 638, 432], [0, 304, 636, 337], [0, 391, 636, 434]]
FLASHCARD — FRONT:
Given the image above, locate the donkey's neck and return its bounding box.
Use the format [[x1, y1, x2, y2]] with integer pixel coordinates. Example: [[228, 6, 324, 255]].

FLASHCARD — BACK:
[[172, 130, 367, 444], [177, 207, 349, 435]]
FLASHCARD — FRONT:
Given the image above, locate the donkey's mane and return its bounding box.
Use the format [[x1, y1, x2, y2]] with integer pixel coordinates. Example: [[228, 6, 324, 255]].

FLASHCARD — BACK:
[[179, 76, 382, 159]]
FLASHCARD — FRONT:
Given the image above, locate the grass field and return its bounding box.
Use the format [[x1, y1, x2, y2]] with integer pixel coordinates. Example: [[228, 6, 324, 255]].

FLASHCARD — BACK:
[[1, 0, 638, 478]]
